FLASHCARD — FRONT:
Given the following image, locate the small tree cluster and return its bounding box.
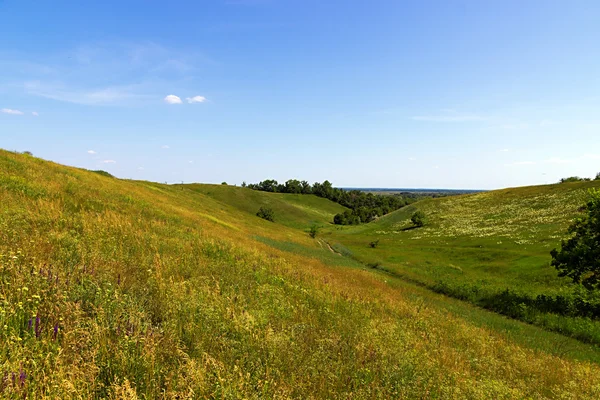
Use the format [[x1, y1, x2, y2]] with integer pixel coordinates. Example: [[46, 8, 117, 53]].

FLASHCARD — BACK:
[[256, 207, 275, 222], [560, 176, 591, 183], [411, 211, 426, 227]]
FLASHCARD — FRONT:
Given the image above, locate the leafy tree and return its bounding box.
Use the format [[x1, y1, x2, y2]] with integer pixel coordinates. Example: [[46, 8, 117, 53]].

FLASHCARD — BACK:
[[551, 189, 600, 289], [411, 211, 426, 227], [309, 224, 319, 239], [595, 172, 600, 181], [221, 182, 228, 185], [241, 181, 247, 187], [22, 151, 33, 156], [285, 179, 302, 194], [256, 207, 275, 222]]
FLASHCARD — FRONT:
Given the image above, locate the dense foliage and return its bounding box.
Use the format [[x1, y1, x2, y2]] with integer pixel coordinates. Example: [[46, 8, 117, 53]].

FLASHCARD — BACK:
[[247, 179, 414, 224], [256, 206, 275, 222], [551, 189, 600, 290], [560, 176, 591, 183], [411, 211, 426, 227]]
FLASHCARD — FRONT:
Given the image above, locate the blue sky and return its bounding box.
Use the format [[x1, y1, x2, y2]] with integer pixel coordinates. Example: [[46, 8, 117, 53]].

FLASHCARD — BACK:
[[1, 0, 599, 189]]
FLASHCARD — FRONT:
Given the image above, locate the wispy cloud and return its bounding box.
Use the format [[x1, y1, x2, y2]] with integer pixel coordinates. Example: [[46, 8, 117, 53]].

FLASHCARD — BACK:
[[4, 42, 212, 106], [161, 145, 170, 149], [408, 157, 416, 161], [186, 95, 206, 103], [1, 108, 24, 115], [102, 160, 116, 164], [31, 111, 39, 116], [164, 95, 182, 104], [87, 150, 97, 154]]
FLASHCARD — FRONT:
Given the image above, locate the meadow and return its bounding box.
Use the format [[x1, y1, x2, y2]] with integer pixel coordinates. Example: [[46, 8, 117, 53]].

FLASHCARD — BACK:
[[324, 181, 600, 345], [2, 149, 600, 398]]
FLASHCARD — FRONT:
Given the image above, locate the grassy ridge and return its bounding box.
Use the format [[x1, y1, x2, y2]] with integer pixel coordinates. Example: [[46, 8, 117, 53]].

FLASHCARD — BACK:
[[2, 150, 600, 398], [181, 183, 347, 230], [326, 180, 600, 344]]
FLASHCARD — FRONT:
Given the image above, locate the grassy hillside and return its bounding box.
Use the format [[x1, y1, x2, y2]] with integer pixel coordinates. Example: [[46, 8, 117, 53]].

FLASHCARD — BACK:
[[325, 180, 600, 343], [181, 183, 347, 230], [2, 149, 600, 398]]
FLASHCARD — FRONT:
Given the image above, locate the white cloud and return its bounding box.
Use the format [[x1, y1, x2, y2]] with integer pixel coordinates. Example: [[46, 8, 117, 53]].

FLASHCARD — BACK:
[[137, 167, 144, 170], [188, 160, 194, 164], [164, 95, 182, 104], [87, 150, 97, 154], [505, 161, 536, 166], [31, 111, 39, 117], [186, 95, 206, 103], [102, 160, 116, 164], [1, 108, 24, 115], [161, 145, 170, 149]]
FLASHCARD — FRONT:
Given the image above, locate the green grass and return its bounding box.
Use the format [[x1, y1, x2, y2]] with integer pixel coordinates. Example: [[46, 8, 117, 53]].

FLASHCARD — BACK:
[[325, 180, 600, 344], [3, 149, 600, 398], [181, 183, 347, 230]]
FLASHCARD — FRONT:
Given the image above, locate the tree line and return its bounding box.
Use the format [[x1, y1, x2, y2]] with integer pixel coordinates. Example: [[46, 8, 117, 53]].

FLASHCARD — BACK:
[[244, 179, 417, 224]]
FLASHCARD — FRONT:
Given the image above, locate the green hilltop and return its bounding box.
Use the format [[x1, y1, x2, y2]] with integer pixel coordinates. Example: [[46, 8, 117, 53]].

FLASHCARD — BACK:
[[2, 149, 600, 398]]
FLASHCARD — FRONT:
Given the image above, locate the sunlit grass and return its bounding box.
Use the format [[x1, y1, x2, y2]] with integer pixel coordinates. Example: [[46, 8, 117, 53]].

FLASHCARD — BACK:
[[2, 149, 600, 398]]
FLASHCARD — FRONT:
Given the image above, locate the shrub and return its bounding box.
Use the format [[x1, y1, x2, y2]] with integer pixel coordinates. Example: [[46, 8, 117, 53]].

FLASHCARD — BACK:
[[411, 211, 426, 227], [309, 224, 319, 239], [369, 240, 380, 248], [560, 176, 591, 183], [256, 206, 275, 222]]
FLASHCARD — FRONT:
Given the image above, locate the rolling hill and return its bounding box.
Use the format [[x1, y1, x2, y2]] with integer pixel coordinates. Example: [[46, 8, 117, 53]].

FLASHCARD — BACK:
[[2, 149, 600, 399]]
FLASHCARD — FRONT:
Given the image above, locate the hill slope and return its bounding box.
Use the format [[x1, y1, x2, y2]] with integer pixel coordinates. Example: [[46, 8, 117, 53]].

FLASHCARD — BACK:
[[2, 149, 600, 399], [326, 180, 600, 343], [181, 183, 347, 229]]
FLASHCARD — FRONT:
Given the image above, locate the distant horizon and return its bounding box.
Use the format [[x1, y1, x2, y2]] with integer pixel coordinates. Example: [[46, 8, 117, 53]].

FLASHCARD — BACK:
[[2, 1, 599, 189]]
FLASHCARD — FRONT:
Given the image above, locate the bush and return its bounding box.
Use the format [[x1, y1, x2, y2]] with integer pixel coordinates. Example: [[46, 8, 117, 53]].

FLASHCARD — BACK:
[[309, 224, 319, 239], [411, 211, 426, 227], [560, 176, 591, 183], [595, 172, 600, 181], [256, 206, 275, 222], [369, 240, 379, 248]]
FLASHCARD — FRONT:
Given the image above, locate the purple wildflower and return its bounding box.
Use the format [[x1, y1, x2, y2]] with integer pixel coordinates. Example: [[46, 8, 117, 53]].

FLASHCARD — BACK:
[[18, 366, 25, 387], [53, 324, 59, 341], [35, 316, 40, 339], [27, 318, 32, 330]]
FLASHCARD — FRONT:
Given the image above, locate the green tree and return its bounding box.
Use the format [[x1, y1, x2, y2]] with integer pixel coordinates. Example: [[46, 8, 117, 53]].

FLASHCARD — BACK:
[[551, 189, 600, 289], [595, 172, 600, 181], [256, 206, 275, 222], [411, 211, 425, 227], [309, 224, 319, 239]]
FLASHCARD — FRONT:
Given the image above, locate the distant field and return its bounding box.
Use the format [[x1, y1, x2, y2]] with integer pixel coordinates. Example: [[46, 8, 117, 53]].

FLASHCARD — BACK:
[[325, 181, 600, 344], [3, 149, 600, 398]]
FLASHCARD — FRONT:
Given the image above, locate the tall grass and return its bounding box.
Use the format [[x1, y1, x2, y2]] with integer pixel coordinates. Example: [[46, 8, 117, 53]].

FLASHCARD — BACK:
[[2, 150, 600, 398]]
